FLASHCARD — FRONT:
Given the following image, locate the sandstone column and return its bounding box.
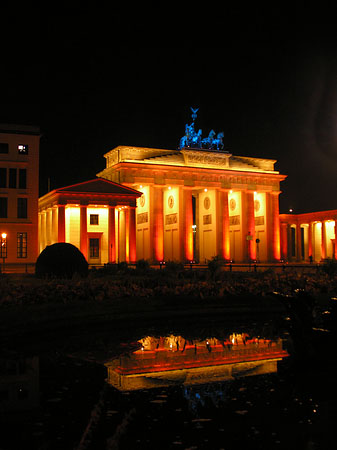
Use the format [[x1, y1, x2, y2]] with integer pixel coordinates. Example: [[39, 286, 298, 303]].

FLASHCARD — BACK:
[[183, 188, 194, 262], [57, 205, 66, 242], [108, 206, 116, 263], [80, 205, 88, 259], [129, 206, 137, 263]]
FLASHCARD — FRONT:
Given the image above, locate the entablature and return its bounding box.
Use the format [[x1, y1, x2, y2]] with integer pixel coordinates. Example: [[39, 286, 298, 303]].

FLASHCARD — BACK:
[[103, 146, 280, 174]]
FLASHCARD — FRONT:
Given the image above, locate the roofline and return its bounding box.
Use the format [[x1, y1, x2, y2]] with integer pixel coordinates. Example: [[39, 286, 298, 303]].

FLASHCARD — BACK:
[[103, 145, 279, 164], [280, 208, 337, 220], [98, 161, 287, 179], [39, 178, 142, 203], [0, 123, 41, 136], [55, 178, 141, 195]]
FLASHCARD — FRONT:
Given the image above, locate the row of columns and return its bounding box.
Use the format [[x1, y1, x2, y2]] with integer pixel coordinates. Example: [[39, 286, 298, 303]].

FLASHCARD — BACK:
[[56, 204, 137, 263], [43, 190, 281, 264], [281, 220, 337, 261], [149, 188, 281, 263]]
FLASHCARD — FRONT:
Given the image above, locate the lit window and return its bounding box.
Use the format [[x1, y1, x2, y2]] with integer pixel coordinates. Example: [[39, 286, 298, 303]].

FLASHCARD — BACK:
[[18, 144, 28, 154], [89, 238, 99, 258], [90, 214, 99, 225], [17, 232, 27, 258]]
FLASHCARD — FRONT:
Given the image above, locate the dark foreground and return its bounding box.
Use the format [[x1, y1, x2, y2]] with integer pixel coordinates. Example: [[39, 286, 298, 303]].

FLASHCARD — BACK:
[[0, 270, 337, 449]]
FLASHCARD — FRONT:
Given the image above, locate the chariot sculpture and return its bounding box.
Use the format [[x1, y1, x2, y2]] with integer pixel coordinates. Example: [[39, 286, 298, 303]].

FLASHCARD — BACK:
[[179, 108, 225, 151]]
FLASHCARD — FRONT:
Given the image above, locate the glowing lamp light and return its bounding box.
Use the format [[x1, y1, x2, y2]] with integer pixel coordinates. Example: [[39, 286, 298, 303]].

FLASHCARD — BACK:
[[1, 233, 7, 239], [204, 188, 208, 192], [168, 186, 172, 190]]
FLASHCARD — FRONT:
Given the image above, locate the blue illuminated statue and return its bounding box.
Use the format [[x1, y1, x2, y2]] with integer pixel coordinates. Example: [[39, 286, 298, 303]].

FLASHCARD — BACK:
[[179, 108, 225, 151]]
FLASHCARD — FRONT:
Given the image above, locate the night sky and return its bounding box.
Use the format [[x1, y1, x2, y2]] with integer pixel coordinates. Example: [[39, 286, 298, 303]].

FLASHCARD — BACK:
[[1, 5, 336, 214]]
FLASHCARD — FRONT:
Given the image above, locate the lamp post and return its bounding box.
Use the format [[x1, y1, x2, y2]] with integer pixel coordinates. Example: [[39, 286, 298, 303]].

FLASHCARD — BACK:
[[1, 233, 7, 272]]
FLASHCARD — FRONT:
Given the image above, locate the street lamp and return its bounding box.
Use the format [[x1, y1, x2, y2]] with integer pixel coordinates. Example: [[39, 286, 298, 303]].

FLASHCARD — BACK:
[[1, 233, 7, 272]]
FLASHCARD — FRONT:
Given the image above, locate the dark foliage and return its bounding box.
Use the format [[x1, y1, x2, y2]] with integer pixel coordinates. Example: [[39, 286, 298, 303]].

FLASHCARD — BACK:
[[35, 243, 88, 279], [321, 259, 337, 278]]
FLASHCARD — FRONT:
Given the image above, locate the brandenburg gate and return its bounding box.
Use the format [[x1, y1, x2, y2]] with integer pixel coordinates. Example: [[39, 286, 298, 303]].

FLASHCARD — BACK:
[[97, 110, 286, 264]]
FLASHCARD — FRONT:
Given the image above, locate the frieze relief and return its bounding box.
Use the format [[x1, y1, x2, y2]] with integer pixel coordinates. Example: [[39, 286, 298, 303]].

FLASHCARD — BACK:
[[255, 216, 265, 226], [182, 150, 230, 169], [229, 215, 240, 226], [137, 212, 148, 224], [203, 214, 212, 225], [165, 213, 178, 225]]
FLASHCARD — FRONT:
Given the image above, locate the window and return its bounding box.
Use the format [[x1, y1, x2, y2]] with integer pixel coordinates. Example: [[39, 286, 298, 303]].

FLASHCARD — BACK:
[[89, 238, 99, 258], [9, 168, 17, 188], [0, 198, 7, 218], [90, 214, 99, 225], [0, 168, 6, 188], [18, 169, 26, 189], [0, 143, 8, 154], [18, 144, 28, 154], [17, 198, 27, 218], [17, 232, 27, 258]]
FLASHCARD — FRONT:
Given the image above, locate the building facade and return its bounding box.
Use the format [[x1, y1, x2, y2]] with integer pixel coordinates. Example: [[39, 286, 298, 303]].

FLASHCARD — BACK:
[[38, 179, 141, 265], [98, 146, 287, 263], [0, 124, 40, 267], [280, 210, 337, 262]]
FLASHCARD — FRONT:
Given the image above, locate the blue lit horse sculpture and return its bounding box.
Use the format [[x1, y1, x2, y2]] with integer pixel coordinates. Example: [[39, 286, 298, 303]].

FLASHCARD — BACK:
[[179, 108, 225, 151]]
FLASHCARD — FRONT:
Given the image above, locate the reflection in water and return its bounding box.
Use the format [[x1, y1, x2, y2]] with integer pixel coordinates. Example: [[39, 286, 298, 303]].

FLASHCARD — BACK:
[[0, 354, 39, 413], [106, 333, 289, 391]]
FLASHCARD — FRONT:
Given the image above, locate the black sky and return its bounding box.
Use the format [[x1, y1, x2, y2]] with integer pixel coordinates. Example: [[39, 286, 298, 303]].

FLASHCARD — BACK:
[[1, 5, 336, 214]]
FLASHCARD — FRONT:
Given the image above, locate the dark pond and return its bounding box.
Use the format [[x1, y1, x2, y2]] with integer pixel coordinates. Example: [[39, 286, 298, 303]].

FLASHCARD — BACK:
[[1, 309, 336, 450]]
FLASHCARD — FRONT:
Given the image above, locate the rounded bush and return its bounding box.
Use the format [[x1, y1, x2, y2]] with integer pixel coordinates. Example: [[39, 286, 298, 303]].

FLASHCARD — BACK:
[[36, 243, 88, 279]]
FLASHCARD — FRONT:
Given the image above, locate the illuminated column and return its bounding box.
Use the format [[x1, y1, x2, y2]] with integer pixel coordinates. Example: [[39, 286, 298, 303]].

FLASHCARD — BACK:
[[125, 209, 130, 262], [57, 205, 65, 242], [280, 222, 288, 261], [321, 221, 326, 260], [108, 206, 116, 263], [41, 211, 47, 250], [308, 222, 313, 260], [268, 192, 281, 261], [129, 206, 137, 263], [153, 187, 164, 262], [219, 190, 230, 260], [38, 212, 42, 252], [46, 209, 51, 246], [80, 205, 87, 259], [296, 223, 301, 261], [244, 191, 256, 261], [334, 220, 337, 259], [118, 209, 126, 262], [183, 188, 194, 261]]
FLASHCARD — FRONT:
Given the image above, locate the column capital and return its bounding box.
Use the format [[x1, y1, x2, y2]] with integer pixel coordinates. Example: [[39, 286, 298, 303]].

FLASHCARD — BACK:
[[182, 186, 194, 190]]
